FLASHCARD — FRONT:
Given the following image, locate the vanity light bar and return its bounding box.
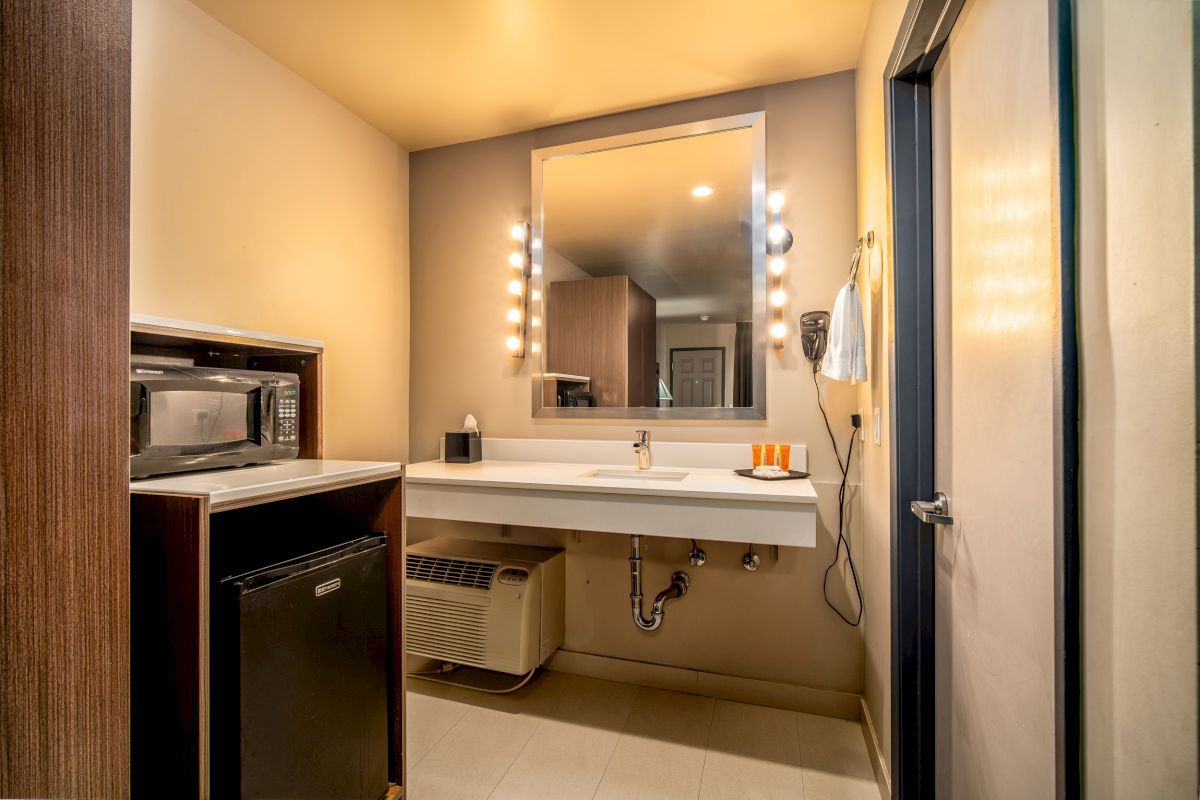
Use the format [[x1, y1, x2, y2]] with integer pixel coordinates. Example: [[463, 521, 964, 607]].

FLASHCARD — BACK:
[[768, 189, 787, 348], [506, 220, 532, 358]]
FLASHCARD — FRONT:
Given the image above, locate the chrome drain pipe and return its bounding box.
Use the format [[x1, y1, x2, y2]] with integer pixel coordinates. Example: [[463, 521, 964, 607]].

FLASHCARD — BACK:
[[629, 535, 690, 631]]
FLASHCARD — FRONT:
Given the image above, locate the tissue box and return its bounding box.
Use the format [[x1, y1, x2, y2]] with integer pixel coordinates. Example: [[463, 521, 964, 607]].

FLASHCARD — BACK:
[[445, 430, 482, 463]]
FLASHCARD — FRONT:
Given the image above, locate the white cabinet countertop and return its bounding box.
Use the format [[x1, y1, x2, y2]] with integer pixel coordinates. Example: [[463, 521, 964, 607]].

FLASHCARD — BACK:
[[405, 439, 818, 547], [130, 459, 404, 510], [405, 459, 818, 505]]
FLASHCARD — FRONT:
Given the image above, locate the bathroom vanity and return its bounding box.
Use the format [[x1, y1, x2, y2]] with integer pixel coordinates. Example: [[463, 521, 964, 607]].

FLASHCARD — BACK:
[[406, 438, 817, 547]]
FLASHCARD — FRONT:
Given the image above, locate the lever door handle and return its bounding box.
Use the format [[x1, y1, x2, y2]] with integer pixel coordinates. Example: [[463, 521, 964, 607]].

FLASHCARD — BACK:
[[911, 491, 954, 526]]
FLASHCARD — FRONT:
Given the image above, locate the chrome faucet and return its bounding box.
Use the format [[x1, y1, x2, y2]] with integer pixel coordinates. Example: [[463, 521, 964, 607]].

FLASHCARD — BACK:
[[633, 430, 651, 470]]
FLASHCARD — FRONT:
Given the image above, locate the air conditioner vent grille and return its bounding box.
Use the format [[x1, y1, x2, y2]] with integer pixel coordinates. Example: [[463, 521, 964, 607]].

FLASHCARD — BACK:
[[406, 595, 489, 668], [406, 554, 498, 590]]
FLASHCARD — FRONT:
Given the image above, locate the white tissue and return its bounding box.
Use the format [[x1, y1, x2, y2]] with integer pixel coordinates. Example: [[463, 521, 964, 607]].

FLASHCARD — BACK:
[[463, 414, 479, 433]]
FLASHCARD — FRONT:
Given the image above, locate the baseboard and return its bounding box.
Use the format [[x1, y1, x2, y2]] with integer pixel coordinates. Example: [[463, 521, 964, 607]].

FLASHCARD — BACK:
[[545, 649, 861, 721], [860, 696, 891, 799]]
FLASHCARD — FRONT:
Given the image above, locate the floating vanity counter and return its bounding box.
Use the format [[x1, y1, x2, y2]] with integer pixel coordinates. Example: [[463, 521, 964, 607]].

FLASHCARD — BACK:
[[405, 439, 817, 547]]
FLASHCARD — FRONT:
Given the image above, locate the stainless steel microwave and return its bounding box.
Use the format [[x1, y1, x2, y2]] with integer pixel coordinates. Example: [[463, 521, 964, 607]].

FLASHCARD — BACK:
[[130, 363, 300, 479]]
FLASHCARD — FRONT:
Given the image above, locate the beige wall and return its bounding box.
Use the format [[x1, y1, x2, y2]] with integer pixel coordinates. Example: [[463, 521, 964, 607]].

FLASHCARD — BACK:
[[1078, 1, 1198, 796], [854, 0, 909, 784], [409, 74, 868, 693], [131, 0, 411, 462]]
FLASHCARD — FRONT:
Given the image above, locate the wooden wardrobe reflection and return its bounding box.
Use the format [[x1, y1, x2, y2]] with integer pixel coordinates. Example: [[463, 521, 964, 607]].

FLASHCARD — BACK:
[[547, 275, 656, 408]]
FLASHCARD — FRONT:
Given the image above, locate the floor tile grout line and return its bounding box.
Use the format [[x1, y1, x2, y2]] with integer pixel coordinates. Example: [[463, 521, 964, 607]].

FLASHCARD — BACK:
[[795, 710, 810, 799], [405, 698, 472, 774], [484, 673, 574, 800], [694, 696, 718, 800], [482, 715, 546, 800], [590, 684, 645, 800]]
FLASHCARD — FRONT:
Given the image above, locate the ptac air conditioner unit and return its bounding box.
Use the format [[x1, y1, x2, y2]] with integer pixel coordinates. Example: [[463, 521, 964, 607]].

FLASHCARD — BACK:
[[404, 538, 565, 676]]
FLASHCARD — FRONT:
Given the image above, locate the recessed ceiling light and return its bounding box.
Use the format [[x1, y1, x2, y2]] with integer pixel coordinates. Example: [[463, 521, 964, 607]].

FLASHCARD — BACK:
[[691, 185, 714, 198], [699, 315, 710, 321]]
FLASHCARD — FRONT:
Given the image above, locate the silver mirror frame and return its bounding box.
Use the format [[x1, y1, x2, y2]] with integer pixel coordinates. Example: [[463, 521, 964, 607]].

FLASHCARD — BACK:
[[530, 111, 767, 420]]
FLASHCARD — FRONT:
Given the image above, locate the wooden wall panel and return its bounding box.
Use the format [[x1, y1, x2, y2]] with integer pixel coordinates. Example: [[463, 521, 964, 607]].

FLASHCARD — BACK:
[[626, 280, 657, 408], [546, 276, 628, 407], [0, 0, 132, 795], [130, 494, 208, 797], [547, 275, 658, 407]]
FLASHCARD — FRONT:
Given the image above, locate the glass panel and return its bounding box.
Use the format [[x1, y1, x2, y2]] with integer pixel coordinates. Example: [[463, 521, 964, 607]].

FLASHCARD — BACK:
[[150, 390, 249, 446], [532, 112, 766, 420]]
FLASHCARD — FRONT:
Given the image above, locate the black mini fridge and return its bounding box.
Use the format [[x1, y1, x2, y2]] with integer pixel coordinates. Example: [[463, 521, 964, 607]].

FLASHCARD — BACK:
[[215, 535, 390, 800]]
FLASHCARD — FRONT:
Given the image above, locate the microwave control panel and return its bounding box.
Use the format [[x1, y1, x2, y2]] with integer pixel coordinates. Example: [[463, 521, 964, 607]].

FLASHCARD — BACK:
[[277, 385, 299, 445]]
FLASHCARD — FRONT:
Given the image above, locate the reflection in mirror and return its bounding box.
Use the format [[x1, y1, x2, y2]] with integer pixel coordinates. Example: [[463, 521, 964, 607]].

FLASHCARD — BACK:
[[533, 113, 765, 419]]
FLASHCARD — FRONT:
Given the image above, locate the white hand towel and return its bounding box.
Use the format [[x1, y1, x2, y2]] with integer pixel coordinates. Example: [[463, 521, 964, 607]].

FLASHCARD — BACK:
[[821, 280, 867, 384]]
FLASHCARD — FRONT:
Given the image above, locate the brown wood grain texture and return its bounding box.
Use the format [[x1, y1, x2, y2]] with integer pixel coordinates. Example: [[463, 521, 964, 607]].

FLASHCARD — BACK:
[[547, 276, 626, 406], [626, 280, 657, 407], [374, 477, 407, 789], [130, 494, 208, 797], [548, 275, 658, 407], [0, 0, 132, 796]]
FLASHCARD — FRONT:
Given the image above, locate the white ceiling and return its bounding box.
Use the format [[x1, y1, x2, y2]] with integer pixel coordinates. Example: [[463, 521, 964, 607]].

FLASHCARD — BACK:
[[543, 127, 754, 323], [187, 0, 872, 150]]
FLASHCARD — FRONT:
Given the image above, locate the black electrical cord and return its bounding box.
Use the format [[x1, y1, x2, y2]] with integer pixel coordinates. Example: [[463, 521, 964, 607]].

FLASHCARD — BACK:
[[813, 367, 864, 626]]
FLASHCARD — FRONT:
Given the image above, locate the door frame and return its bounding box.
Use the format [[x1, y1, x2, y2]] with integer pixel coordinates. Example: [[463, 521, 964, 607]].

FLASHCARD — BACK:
[[884, 0, 1080, 797], [669, 346, 727, 407]]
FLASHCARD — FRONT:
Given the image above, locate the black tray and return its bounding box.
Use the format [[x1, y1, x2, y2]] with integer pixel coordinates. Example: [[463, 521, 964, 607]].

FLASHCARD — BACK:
[[733, 468, 811, 481]]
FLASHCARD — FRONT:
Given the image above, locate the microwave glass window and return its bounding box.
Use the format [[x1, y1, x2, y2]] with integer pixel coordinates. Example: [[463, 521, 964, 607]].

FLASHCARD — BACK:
[[150, 390, 249, 446]]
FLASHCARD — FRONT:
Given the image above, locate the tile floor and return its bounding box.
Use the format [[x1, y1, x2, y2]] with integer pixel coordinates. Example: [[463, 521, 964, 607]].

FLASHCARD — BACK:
[[405, 670, 880, 800]]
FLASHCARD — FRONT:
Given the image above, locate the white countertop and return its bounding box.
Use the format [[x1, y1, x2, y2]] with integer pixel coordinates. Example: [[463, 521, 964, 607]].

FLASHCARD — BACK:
[[130, 459, 404, 510], [405, 459, 817, 505], [406, 438, 818, 546]]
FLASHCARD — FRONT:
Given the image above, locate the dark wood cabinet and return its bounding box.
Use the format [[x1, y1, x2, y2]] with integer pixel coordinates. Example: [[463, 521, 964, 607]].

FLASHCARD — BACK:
[[131, 463, 406, 799], [546, 276, 656, 408]]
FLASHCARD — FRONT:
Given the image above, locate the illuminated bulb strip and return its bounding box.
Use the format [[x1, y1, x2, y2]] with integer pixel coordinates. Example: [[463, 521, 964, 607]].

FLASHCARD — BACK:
[[506, 220, 532, 357], [768, 187, 786, 348]]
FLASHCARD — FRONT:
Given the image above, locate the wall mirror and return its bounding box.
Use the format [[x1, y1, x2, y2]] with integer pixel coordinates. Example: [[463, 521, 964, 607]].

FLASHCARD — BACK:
[[531, 112, 766, 420]]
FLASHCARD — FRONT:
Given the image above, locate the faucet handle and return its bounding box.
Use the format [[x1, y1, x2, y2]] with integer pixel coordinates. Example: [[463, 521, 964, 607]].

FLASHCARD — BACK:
[[635, 429, 650, 445]]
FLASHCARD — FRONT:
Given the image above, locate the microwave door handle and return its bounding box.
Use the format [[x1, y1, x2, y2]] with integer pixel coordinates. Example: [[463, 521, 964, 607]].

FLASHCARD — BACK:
[[257, 386, 269, 446]]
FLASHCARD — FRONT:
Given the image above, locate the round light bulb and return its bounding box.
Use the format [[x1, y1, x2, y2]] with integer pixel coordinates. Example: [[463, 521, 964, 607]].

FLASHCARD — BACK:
[[506, 335, 521, 352], [771, 322, 787, 339], [531, 289, 542, 302], [691, 185, 714, 198], [769, 224, 786, 244], [531, 315, 541, 327], [507, 308, 521, 323], [508, 279, 523, 296], [509, 252, 523, 268], [770, 289, 787, 308], [510, 223, 525, 240], [768, 191, 785, 211], [769, 257, 786, 275]]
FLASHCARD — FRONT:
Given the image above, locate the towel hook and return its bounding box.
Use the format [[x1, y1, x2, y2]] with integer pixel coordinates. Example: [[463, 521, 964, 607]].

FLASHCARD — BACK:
[[848, 242, 864, 284], [847, 231, 874, 284]]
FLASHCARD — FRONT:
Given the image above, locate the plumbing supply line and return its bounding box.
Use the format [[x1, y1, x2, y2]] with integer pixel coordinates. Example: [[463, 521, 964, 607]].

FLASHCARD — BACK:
[[629, 535, 690, 631]]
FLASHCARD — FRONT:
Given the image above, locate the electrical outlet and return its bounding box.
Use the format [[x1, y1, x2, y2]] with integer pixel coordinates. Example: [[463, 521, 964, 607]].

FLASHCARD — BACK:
[[856, 408, 865, 441], [874, 407, 882, 446]]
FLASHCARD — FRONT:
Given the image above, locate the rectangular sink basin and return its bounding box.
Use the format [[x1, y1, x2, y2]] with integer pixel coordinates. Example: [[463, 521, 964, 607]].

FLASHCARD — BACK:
[[581, 468, 689, 481]]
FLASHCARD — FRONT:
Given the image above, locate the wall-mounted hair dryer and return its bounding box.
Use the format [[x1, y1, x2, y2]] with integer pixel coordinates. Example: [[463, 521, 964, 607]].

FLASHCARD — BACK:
[[800, 311, 831, 368]]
